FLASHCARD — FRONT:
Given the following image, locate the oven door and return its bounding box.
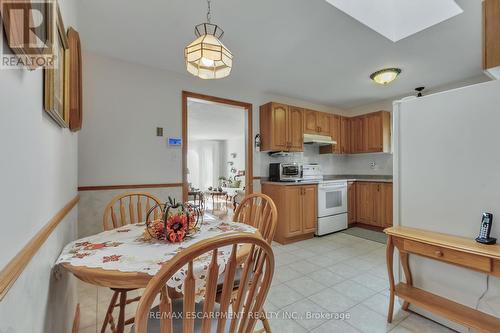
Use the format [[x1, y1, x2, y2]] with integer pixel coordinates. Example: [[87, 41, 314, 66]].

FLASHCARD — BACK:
[[318, 182, 347, 217]]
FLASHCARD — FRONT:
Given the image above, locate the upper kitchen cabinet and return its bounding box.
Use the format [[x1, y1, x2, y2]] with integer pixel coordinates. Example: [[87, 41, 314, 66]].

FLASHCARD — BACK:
[[319, 114, 341, 154], [260, 102, 304, 152], [366, 111, 391, 153], [350, 116, 366, 153], [304, 110, 330, 136], [483, 0, 500, 79]]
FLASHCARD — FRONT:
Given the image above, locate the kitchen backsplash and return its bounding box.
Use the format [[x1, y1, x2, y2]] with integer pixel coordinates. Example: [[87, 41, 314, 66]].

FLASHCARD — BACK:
[[259, 145, 393, 176]]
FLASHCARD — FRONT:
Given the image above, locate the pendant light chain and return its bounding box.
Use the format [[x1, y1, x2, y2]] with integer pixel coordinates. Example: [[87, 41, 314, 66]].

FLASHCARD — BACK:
[[206, 0, 212, 23]]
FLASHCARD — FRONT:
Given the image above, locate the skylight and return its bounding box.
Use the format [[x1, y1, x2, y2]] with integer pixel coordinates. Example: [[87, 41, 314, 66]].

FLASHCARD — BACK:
[[325, 0, 463, 42]]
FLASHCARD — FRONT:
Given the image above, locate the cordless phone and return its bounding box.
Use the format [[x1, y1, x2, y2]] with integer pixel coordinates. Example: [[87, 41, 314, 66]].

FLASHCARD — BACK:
[[475, 213, 497, 245]]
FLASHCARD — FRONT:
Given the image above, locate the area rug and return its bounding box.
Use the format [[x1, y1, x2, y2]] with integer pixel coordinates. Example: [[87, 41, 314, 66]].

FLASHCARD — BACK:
[[342, 227, 387, 244]]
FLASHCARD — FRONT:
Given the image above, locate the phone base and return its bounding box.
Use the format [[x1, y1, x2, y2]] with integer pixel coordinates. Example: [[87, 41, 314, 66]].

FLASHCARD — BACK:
[[475, 237, 497, 245]]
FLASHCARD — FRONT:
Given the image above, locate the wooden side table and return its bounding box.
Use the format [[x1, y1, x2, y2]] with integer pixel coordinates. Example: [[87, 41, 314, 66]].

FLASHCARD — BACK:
[[385, 226, 500, 333]]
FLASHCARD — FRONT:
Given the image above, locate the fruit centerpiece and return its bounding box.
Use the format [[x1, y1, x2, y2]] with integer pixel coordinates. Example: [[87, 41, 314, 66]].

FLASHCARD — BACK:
[[144, 197, 202, 243]]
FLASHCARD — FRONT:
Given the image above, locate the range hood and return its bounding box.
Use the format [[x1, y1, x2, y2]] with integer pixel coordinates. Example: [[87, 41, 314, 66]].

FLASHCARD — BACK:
[[303, 133, 337, 146]]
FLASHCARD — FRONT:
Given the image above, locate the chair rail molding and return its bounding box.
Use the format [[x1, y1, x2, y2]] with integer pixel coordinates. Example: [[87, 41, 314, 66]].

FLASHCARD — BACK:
[[78, 183, 183, 191], [0, 194, 80, 301]]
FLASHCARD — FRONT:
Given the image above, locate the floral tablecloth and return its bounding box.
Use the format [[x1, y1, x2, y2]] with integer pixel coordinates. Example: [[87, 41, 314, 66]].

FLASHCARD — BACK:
[[56, 215, 257, 300]]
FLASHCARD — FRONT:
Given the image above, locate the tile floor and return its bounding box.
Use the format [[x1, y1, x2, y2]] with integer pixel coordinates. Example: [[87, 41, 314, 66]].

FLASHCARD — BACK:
[[77, 232, 456, 333]]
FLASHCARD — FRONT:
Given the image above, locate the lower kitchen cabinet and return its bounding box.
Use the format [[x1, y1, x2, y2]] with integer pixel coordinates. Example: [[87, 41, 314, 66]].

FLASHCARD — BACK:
[[262, 183, 317, 244], [349, 181, 392, 228]]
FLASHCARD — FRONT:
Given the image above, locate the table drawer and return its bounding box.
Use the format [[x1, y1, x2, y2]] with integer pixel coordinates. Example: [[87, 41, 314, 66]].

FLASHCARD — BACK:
[[403, 239, 491, 272]]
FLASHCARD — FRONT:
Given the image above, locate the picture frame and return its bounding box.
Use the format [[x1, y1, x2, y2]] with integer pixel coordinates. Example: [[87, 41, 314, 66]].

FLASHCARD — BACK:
[[67, 27, 82, 131], [44, 4, 69, 127]]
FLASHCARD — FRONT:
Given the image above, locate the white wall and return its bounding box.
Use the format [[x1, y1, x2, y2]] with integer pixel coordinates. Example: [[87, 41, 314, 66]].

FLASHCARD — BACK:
[[394, 80, 500, 331], [0, 1, 79, 332], [79, 52, 347, 187]]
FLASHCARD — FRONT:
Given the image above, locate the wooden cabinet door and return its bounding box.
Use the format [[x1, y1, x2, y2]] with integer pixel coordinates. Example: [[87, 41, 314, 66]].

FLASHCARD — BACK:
[[330, 115, 341, 153], [484, 0, 500, 71], [317, 112, 330, 136], [381, 183, 393, 227], [340, 116, 351, 154], [302, 186, 317, 233], [288, 106, 304, 151], [348, 181, 356, 225], [350, 117, 366, 153], [270, 103, 288, 150], [366, 112, 383, 152], [372, 183, 383, 227], [283, 186, 303, 237], [304, 110, 318, 134], [356, 182, 374, 224]]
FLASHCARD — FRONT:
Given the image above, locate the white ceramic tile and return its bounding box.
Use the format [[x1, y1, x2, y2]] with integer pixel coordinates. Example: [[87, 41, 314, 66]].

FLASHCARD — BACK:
[[343, 257, 378, 271], [311, 319, 362, 333], [351, 272, 389, 292], [285, 276, 328, 297], [345, 304, 396, 333], [327, 262, 362, 279], [274, 265, 304, 283], [308, 268, 345, 287], [308, 288, 358, 313], [288, 248, 317, 259], [267, 313, 308, 333], [332, 280, 378, 302], [281, 298, 330, 330], [362, 293, 409, 323], [288, 259, 322, 275], [275, 252, 301, 267], [267, 284, 305, 309], [398, 314, 456, 333]]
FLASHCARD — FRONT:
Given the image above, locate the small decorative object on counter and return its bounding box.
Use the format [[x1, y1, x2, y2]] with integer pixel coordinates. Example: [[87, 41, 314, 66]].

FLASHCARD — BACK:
[[144, 197, 202, 242]]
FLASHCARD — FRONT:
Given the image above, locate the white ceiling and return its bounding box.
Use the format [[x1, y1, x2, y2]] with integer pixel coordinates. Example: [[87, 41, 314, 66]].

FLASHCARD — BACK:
[[187, 99, 245, 141], [75, 0, 487, 108], [325, 0, 463, 42]]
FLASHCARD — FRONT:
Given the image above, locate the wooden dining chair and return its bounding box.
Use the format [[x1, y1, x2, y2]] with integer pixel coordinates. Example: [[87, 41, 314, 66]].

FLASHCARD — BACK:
[[134, 232, 275, 333], [103, 192, 163, 230], [230, 193, 277, 333], [233, 193, 278, 246], [101, 192, 163, 333]]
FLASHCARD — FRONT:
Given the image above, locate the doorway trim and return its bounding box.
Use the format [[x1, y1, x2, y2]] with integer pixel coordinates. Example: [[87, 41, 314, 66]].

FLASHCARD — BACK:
[[181, 91, 253, 201]]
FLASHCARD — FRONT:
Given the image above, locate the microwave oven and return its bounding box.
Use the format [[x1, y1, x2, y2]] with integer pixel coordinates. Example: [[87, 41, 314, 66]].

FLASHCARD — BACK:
[[269, 163, 302, 182]]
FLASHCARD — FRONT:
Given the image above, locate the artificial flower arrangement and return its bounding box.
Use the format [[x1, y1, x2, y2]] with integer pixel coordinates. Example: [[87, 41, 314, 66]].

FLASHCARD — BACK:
[[143, 197, 202, 243]]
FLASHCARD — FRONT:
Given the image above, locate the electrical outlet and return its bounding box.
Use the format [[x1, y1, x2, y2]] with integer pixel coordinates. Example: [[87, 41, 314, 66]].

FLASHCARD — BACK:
[[369, 161, 376, 169]]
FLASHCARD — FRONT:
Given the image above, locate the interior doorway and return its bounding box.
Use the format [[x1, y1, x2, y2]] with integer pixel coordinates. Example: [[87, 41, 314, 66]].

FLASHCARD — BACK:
[[181, 91, 253, 214]]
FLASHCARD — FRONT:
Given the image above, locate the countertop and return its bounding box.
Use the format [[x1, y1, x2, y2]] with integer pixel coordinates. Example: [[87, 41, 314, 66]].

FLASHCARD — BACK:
[[260, 174, 393, 186]]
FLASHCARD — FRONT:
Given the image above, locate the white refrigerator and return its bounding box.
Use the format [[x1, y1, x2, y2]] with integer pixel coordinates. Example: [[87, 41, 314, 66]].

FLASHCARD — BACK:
[[393, 79, 500, 331]]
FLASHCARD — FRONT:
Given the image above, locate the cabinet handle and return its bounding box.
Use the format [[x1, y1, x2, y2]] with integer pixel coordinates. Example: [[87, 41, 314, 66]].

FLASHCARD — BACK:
[[435, 250, 443, 257]]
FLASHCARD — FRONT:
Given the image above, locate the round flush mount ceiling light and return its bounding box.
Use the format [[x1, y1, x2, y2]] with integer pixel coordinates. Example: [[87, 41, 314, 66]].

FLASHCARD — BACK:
[[184, 0, 233, 80], [370, 68, 402, 85]]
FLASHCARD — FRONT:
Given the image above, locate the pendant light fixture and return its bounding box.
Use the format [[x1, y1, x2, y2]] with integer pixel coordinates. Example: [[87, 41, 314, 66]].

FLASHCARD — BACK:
[[184, 0, 233, 79], [370, 68, 402, 85]]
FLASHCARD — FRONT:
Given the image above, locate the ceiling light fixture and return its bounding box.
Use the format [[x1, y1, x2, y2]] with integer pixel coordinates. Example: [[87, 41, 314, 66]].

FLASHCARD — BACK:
[[370, 68, 402, 85], [184, 0, 233, 80]]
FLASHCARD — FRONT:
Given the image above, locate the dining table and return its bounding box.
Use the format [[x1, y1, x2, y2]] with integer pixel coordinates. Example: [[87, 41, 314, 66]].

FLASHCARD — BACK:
[[56, 214, 258, 333]]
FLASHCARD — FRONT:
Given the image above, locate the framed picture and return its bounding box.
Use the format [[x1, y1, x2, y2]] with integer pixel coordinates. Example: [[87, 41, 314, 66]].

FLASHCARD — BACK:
[[67, 27, 82, 131], [44, 4, 69, 127]]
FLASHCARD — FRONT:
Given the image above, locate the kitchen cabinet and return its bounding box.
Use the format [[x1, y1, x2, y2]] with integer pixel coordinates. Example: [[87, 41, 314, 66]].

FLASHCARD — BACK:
[[319, 114, 341, 154], [304, 110, 330, 136], [483, 0, 500, 78], [260, 102, 304, 152], [365, 112, 391, 153], [351, 182, 392, 228], [262, 183, 317, 244], [340, 116, 351, 154], [347, 181, 356, 225], [350, 116, 366, 153]]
